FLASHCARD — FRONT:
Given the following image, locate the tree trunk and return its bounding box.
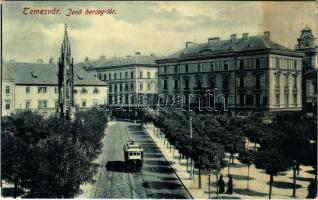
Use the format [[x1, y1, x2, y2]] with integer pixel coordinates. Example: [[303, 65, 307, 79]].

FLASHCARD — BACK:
[[228, 157, 231, 175], [14, 181, 17, 199], [247, 165, 250, 190], [198, 169, 202, 188], [254, 142, 257, 149], [208, 170, 211, 199], [269, 174, 273, 200], [231, 154, 234, 164], [186, 157, 189, 172], [293, 165, 296, 197], [246, 139, 250, 150], [179, 153, 182, 164], [173, 147, 175, 156], [216, 170, 219, 198], [314, 165, 317, 183], [189, 159, 192, 179]]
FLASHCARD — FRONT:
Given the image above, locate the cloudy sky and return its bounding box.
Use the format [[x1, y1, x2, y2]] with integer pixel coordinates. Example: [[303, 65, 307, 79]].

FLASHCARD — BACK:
[[2, 1, 317, 63]]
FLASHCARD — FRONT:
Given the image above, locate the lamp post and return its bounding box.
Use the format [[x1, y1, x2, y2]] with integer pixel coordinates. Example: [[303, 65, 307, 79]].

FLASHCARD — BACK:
[[189, 116, 194, 179]]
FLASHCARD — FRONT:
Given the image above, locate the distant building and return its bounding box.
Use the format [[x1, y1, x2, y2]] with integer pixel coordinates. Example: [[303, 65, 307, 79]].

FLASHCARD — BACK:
[[78, 52, 159, 118], [2, 62, 107, 117], [295, 26, 317, 113], [156, 32, 304, 116]]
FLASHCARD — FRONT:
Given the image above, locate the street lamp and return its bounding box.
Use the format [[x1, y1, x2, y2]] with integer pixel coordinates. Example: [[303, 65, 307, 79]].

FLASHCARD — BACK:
[[189, 116, 194, 179]]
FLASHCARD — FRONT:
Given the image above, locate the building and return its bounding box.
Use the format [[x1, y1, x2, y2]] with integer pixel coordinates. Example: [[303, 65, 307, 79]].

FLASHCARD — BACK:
[[2, 61, 108, 117], [78, 52, 159, 118], [156, 32, 304, 116], [295, 26, 318, 113]]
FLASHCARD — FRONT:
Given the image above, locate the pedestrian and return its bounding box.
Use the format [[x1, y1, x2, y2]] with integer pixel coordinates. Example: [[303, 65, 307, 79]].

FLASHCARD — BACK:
[[218, 175, 225, 194], [306, 179, 317, 199], [226, 175, 233, 194]]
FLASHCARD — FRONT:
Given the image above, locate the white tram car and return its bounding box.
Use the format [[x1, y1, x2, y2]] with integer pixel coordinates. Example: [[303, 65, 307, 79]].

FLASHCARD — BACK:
[[123, 141, 143, 171]]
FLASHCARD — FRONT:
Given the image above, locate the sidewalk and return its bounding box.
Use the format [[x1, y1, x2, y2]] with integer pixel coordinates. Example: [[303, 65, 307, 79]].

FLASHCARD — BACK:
[[144, 123, 314, 199]]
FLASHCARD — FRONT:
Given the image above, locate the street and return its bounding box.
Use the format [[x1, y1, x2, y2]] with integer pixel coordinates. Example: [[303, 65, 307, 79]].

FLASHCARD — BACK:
[[91, 121, 192, 199]]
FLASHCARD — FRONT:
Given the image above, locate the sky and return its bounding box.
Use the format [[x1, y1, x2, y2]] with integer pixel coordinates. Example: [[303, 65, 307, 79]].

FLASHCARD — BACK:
[[2, 1, 317, 63]]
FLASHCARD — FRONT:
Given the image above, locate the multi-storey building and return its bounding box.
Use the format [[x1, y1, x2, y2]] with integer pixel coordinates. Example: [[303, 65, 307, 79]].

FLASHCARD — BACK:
[[79, 52, 159, 118], [156, 32, 304, 116], [295, 26, 317, 113], [2, 61, 107, 117]]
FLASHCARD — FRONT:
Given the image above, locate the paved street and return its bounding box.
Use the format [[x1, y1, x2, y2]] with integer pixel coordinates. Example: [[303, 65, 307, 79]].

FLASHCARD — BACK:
[[91, 121, 191, 199]]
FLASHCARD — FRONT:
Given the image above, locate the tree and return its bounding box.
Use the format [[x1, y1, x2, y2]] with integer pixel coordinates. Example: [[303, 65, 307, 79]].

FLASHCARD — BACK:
[[238, 150, 255, 190], [254, 148, 291, 199]]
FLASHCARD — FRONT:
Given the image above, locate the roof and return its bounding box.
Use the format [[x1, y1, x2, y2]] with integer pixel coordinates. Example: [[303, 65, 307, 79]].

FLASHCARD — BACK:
[[77, 55, 162, 70], [2, 62, 107, 86], [160, 35, 297, 61]]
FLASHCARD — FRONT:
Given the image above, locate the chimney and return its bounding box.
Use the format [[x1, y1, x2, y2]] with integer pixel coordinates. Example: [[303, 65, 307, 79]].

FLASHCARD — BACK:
[[135, 52, 141, 56], [150, 53, 155, 57], [49, 58, 54, 64], [230, 34, 237, 42], [242, 33, 249, 40], [208, 37, 220, 45], [264, 31, 270, 40], [9, 59, 15, 63], [186, 41, 195, 48], [100, 55, 106, 59], [37, 59, 43, 64]]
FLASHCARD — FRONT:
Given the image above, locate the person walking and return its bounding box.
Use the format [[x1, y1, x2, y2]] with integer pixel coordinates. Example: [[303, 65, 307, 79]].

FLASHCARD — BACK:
[[218, 175, 225, 194], [226, 175, 233, 194]]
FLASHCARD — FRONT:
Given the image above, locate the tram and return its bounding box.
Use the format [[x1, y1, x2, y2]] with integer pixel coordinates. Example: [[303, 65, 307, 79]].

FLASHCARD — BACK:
[[123, 141, 144, 171]]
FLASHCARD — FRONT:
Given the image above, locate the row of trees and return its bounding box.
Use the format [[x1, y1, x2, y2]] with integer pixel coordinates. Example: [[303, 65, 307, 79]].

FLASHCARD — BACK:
[[1, 108, 108, 198], [144, 110, 317, 199]]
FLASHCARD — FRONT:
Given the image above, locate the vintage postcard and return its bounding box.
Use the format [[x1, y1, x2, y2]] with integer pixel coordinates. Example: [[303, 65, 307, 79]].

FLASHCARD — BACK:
[[1, 1, 317, 199]]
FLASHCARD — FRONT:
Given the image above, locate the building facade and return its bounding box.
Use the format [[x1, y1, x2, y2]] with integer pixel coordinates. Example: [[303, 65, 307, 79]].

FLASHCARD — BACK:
[[2, 62, 107, 117], [79, 52, 159, 118], [156, 32, 304, 116], [295, 26, 318, 113]]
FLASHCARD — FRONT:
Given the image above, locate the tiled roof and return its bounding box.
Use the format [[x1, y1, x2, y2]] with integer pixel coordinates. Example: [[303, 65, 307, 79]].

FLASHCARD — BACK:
[[78, 55, 161, 70], [2, 62, 106, 86], [163, 35, 294, 60]]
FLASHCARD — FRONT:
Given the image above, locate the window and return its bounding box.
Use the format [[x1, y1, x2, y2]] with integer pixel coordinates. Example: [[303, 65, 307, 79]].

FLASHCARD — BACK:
[[224, 62, 229, 71], [104, 74, 107, 80], [25, 101, 31, 109], [147, 72, 151, 78], [275, 75, 280, 88], [140, 71, 143, 78], [285, 75, 289, 87], [5, 100, 10, 110], [74, 89, 78, 94], [81, 88, 88, 94], [163, 80, 168, 90], [26, 86, 30, 94], [109, 85, 112, 92], [263, 96, 268, 106], [185, 64, 189, 73], [174, 65, 178, 73], [55, 100, 59, 108], [198, 64, 201, 72], [131, 83, 134, 90], [210, 62, 214, 71], [184, 79, 189, 89], [197, 79, 202, 89], [54, 87, 58, 93], [125, 72, 128, 78], [285, 94, 289, 107], [120, 84, 123, 91], [38, 100, 47, 108], [82, 100, 86, 107], [147, 82, 151, 90], [174, 79, 179, 89], [293, 76, 297, 88], [120, 72, 122, 79], [93, 88, 99, 94], [246, 95, 253, 105], [223, 77, 229, 89], [276, 58, 280, 69], [114, 85, 117, 92], [256, 94, 260, 106], [98, 74, 102, 80], [256, 58, 260, 69], [5, 86, 10, 94], [294, 60, 297, 70], [140, 82, 143, 90], [293, 94, 297, 106], [131, 71, 134, 78], [239, 95, 244, 106], [114, 73, 117, 79], [164, 66, 167, 74], [38, 86, 47, 93], [275, 94, 280, 106], [240, 77, 245, 88], [240, 60, 244, 70], [109, 74, 112, 80], [155, 72, 158, 77], [125, 84, 128, 91], [256, 76, 260, 88]]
